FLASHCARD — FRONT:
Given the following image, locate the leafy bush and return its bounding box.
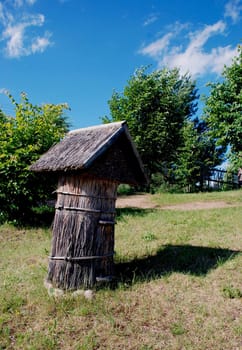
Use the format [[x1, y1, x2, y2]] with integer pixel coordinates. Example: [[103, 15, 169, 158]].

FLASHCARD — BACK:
[[0, 92, 69, 223], [117, 184, 136, 196]]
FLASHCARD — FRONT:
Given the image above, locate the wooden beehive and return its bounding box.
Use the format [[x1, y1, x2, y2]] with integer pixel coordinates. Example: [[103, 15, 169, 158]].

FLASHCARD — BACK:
[[30, 121, 147, 290]]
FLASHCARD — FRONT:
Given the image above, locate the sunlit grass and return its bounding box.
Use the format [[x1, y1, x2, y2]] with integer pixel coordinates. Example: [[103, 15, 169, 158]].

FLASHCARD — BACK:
[[152, 188, 242, 206], [0, 191, 241, 349]]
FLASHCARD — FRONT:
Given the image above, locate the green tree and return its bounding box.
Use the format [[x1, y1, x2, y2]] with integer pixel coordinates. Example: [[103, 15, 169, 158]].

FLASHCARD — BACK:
[[203, 45, 242, 170], [103, 66, 198, 182], [173, 119, 224, 192], [0, 92, 69, 223]]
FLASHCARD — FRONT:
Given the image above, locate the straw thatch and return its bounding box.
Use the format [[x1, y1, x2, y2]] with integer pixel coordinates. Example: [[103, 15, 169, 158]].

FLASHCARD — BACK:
[[30, 121, 147, 186]]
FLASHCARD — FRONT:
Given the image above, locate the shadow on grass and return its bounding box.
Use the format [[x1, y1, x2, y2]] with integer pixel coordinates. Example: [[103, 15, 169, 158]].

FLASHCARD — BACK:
[[17, 205, 148, 228], [115, 245, 240, 285], [14, 206, 55, 228], [19, 203, 151, 227], [116, 207, 155, 220]]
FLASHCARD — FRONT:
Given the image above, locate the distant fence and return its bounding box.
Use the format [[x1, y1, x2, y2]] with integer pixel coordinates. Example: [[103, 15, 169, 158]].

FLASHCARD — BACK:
[[202, 168, 239, 190]]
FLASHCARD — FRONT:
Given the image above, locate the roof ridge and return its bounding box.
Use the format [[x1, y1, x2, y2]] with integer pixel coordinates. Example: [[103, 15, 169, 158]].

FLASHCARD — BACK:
[[68, 121, 126, 135]]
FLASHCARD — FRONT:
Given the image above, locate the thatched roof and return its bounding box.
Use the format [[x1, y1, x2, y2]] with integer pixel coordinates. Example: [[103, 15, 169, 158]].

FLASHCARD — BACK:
[[30, 121, 147, 185]]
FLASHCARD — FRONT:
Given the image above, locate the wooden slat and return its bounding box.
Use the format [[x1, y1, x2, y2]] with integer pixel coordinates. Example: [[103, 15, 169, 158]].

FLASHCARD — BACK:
[[55, 205, 101, 213], [49, 252, 114, 262], [56, 190, 117, 200], [98, 220, 115, 225]]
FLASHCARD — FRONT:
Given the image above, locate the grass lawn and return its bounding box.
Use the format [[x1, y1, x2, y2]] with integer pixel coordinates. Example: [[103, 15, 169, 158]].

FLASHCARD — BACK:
[[0, 190, 241, 349], [152, 189, 242, 206]]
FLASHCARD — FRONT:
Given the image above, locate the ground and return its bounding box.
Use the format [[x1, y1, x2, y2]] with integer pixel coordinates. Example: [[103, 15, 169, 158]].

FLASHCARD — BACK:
[[116, 193, 241, 210]]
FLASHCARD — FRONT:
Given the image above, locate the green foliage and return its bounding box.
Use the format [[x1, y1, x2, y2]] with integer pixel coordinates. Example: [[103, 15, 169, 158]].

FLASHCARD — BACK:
[[0, 91, 69, 223], [142, 232, 157, 241], [103, 66, 198, 180], [117, 184, 136, 196], [170, 322, 186, 336], [103, 66, 222, 192], [1, 294, 27, 314], [222, 285, 242, 299], [203, 45, 242, 168], [173, 119, 224, 191]]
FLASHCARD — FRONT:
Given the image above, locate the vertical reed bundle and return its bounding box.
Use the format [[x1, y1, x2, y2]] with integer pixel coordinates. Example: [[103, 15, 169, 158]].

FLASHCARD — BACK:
[[47, 174, 118, 290]]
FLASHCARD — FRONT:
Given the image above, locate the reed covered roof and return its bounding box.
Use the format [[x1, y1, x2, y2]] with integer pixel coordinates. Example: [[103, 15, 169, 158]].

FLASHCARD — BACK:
[[30, 121, 147, 185]]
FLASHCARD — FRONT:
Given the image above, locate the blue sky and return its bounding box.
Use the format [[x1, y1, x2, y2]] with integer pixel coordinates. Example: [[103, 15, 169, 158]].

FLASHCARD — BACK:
[[0, 0, 241, 130]]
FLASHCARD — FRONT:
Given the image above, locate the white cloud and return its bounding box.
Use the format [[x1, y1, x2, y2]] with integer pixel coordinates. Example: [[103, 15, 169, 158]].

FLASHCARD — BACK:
[[13, 0, 37, 8], [0, 88, 8, 94], [13, 0, 25, 7], [140, 33, 173, 57], [2, 23, 26, 58], [187, 21, 226, 52], [2, 14, 50, 58], [0, 3, 14, 26], [143, 14, 158, 27], [0, 3, 4, 23], [139, 20, 238, 77], [210, 46, 238, 73], [161, 44, 237, 77], [0, 2, 52, 58], [139, 22, 189, 58], [26, 0, 37, 5], [31, 32, 52, 53], [224, 0, 242, 23]]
